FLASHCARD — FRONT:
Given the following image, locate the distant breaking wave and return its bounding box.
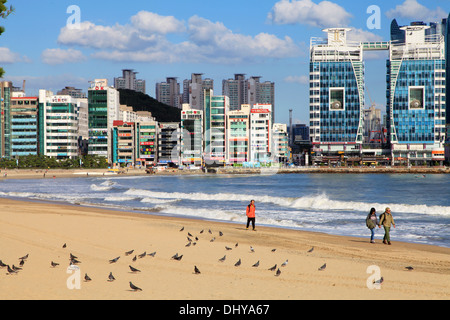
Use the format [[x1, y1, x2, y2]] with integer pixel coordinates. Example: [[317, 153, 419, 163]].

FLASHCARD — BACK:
[[123, 188, 450, 217]]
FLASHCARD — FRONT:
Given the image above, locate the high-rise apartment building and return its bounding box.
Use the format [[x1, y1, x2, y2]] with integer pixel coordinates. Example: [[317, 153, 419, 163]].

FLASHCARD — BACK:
[[222, 74, 247, 111], [57, 86, 87, 99], [272, 123, 289, 163], [249, 104, 272, 163], [387, 23, 446, 165], [137, 120, 158, 167], [156, 77, 181, 108], [223, 75, 275, 121], [362, 105, 383, 145], [0, 81, 12, 158], [309, 28, 366, 160], [185, 73, 214, 111], [38, 90, 80, 159], [203, 89, 227, 165], [226, 104, 250, 164], [247, 76, 275, 122], [112, 121, 136, 166], [114, 69, 146, 94], [87, 79, 120, 163], [181, 104, 203, 167], [158, 122, 180, 166], [10, 95, 39, 157]]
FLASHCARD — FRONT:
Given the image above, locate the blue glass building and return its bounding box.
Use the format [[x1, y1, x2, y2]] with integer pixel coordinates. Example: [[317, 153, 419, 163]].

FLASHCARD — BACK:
[[387, 24, 446, 165], [309, 28, 365, 162]]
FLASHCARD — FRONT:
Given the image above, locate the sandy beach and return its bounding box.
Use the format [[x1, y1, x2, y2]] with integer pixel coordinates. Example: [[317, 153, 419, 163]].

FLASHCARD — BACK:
[[0, 197, 449, 300]]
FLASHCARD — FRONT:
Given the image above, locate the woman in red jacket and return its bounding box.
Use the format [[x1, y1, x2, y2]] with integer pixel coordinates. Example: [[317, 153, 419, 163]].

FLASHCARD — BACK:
[[246, 200, 256, 231]]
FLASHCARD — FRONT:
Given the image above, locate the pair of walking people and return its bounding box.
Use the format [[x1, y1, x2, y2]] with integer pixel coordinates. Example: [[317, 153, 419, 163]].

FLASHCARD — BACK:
[[366, 207, 396, 244]]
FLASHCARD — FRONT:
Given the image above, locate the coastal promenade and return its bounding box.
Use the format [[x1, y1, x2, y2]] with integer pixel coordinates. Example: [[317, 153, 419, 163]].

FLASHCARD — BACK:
[[0, 166, 450, 180]]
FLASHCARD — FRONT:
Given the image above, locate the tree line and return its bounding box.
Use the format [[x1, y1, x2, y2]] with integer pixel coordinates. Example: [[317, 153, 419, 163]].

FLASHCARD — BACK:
[[0, 155, 109, 169]]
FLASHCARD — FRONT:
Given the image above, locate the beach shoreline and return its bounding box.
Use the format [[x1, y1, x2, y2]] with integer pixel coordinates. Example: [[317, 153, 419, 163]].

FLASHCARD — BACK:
[[0, 197, 449, 300]]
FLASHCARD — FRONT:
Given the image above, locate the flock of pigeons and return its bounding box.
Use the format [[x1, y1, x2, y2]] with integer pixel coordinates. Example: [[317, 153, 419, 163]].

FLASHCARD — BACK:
[[177, 227, 325, 278], [0, 225, 400, 294]]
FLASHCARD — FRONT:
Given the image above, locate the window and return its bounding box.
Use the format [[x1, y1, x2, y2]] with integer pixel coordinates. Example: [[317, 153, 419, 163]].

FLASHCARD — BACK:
[[409, 87, 424, 110], [329, 88, 345, 111]]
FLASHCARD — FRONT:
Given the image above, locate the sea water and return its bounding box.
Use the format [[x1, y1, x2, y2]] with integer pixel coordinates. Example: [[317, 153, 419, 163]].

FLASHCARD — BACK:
[[0, 173, 449, 248]]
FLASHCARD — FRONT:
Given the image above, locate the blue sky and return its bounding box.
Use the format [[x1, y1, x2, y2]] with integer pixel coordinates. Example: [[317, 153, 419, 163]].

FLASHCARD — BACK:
[[0, 0, 449, 125]]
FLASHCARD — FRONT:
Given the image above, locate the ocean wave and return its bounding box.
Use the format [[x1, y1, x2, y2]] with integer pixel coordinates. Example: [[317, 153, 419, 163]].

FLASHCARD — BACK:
[[90, 184, 113, 192], [124, 188, 293, 207], [290, 194, 450, 217], [140, 197, 179, 204], [100, 180, 117, 187], [104, 196, 139, 202], [123, 188, 450, 218]]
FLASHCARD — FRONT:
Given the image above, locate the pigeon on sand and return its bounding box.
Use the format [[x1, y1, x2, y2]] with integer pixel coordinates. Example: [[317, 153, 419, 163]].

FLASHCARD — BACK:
[[129, 265, 141, 273], [129, 281, 142, 291], [109, 256, 120, 264], [194, 266, 201, 274], [6, 265, 18, 275], [108, 272, 116, 282], [19, 254, 29, 261]]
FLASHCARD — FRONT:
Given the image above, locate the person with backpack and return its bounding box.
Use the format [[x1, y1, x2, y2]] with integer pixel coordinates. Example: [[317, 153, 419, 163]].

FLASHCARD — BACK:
[[379, 207, 396, 245], [246, 200, 256, 231], [366, 207, 378, 243]]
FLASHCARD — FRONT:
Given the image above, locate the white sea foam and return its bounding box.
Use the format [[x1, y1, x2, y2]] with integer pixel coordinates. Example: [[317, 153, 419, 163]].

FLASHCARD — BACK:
[[124, 188, 450, 218], [290, 194, 450, 217], [100, 180, 117, 187], [90, 184, 113, 191], [124, 188, 293, 207], [140, 197, 179, 204], [104, 196, 138, 202]]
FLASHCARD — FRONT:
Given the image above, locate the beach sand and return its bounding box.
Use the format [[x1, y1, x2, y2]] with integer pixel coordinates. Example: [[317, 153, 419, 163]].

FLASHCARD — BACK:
[[0, 197, 449, 300]]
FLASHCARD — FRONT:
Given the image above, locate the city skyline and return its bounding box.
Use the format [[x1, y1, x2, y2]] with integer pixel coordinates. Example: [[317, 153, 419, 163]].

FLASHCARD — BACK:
[[0, 0, 449, 125]]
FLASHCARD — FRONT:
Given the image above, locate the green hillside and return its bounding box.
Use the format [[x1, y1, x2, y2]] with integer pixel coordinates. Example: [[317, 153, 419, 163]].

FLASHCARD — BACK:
[[118, 89, 181, 123]]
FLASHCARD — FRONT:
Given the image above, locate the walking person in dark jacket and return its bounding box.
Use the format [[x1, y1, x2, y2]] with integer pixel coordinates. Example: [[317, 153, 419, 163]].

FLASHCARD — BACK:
[[366, 207, 378, 243]]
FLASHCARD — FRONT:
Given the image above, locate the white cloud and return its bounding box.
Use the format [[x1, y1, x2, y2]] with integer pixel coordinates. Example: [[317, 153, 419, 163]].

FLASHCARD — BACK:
[[57, 12, 303, 64], [0, 47, 30, 64], [41, 48, 86, 65], [57, 21, 155, 50], [346, 27, 383, 42], [268, 0, 352, 28], [386, 0, 447, 22], [186, 15, 301, 62], [284, 75, 309, 84], [131, 11, 186, 34]]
